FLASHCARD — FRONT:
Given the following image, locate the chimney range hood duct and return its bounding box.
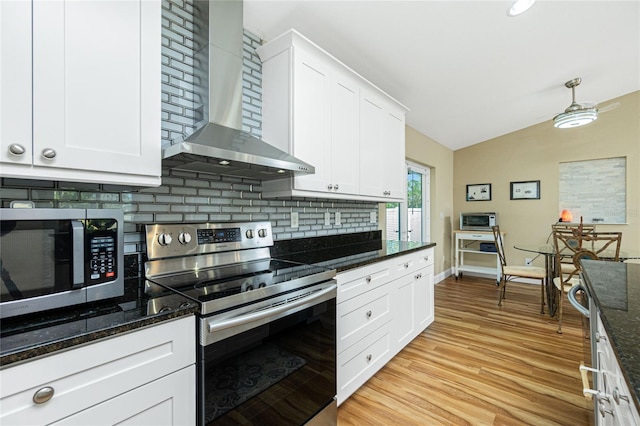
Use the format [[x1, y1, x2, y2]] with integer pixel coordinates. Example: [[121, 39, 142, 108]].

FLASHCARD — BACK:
[[162, 0, 314, 180]]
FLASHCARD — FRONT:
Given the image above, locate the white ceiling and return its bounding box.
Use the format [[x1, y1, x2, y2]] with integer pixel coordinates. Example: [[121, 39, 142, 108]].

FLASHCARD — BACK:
[[243, 0, 640, 151]]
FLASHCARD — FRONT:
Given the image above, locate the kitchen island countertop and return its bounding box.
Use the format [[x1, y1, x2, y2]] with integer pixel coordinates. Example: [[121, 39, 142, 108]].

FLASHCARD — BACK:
[[581, 260, 640, 413]]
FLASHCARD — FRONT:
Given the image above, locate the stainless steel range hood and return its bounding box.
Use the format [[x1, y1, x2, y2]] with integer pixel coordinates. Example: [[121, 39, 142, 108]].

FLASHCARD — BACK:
[[162, 0, 314, 180]]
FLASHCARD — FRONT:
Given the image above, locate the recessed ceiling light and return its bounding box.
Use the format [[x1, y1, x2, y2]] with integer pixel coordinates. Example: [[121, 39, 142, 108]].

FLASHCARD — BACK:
[[507, 0, 536, 17], [219, 160, 230, 165]]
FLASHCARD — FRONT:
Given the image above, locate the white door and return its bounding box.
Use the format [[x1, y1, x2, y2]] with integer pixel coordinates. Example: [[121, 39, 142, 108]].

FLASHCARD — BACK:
[[386, 162, 431, 242]]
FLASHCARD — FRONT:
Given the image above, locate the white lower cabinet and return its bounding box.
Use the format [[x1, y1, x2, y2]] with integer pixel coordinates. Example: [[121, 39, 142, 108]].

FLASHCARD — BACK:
[[594, 313, 640, 426], [0, 316, 196, 426], [336, 247, 434, 404]]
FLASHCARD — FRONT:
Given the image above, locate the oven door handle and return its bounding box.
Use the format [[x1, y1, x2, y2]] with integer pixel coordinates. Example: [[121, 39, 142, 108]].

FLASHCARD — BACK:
[[568, 284, 589, 318], [207, 285, 335, 334]]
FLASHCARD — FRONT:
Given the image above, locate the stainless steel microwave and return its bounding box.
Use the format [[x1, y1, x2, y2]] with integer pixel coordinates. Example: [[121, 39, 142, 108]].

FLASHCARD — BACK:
[[0, 208, 124, 319], [460, 212, 498, 231]]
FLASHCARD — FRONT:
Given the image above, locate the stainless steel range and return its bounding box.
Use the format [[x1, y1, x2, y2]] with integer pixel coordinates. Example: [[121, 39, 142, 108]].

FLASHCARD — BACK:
[[144, 221, 337, 426]]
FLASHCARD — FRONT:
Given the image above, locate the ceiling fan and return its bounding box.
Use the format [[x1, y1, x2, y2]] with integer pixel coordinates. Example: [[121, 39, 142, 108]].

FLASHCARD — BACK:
[[553, 78, 598, 128], [552, 78, 621, 128]]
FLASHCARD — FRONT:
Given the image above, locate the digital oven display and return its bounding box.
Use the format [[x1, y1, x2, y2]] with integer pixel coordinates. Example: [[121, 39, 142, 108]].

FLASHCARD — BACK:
[[196, 227, 242, 245]]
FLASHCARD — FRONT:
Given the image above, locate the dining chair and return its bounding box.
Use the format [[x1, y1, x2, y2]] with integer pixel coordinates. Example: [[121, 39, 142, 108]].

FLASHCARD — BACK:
[[551, 223, 596, 275], [492, 226, 547, 312], [551, 229, 622, 333]]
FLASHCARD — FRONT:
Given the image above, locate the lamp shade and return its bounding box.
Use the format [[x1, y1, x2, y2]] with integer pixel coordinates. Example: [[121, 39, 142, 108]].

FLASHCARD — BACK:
[[553, 109, 598, 128]]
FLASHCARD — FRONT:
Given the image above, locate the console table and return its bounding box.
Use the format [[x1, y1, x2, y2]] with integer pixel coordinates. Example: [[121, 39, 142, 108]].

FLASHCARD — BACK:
[[454, 230, 502, 283]]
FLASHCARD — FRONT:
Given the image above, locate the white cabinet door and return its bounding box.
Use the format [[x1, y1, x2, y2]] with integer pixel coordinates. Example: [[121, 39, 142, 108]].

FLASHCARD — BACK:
[[291, 48, 332, 193], [415, 264, 435, 331], [359, 88, 385, 198], [329, 69, 360, 195], [1, 0, 161, 186], [393, 271, 417, 351], [359, 88, 405, 201], [52, 366, 195, 426], [0, 0, 32, 166], [381, 107, 406, 200]]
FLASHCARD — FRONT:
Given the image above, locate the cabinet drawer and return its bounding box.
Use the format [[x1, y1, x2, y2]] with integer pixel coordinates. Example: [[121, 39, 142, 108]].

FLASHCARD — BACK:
[[337, 261, 392, 303], [394, 248, 434, 277], [0, 316, 195, 425], [337, 283, 391, 353], [337, 321, 392, 405]]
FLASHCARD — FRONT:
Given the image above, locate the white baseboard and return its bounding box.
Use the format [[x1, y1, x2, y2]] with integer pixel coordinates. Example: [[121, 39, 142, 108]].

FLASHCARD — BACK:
[[436, 268, 542, 286]]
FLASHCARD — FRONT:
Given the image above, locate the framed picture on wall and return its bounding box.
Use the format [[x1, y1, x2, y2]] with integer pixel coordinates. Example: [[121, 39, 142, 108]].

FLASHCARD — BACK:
[[466, 183, 491, 201], [510, 180, 540, 200]]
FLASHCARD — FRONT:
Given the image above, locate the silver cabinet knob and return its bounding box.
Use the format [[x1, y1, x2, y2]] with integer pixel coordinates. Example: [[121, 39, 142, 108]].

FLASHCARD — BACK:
[[365, 276, 372, 284], [612, 387, 630, 404], [327, 184, 333, 190], [41, 148, 57, 159], [404, 263, 409, 268], [8, 143, 26, 156], [33, 386, 55, 404], [366, 310, 372, 319], [334, 184, 339, 191], [598, 403, 613, 418], [366, 354, 372, 362]]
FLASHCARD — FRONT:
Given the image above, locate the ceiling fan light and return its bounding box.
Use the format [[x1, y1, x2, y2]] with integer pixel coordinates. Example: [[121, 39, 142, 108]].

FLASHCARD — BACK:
[[553, 109, 598, 129], [508, 0, 536, 16]]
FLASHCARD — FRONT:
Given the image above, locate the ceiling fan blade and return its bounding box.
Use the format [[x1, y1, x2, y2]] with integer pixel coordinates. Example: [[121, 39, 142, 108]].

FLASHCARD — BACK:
[[598, 102, 621, 113], [579, 101, 599, 108]]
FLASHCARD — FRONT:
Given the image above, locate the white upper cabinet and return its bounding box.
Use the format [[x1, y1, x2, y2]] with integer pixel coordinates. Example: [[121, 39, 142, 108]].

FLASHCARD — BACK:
[[258, 29, 407, 202], [0, 0, 161, 187], [359, 87, 406, 199]]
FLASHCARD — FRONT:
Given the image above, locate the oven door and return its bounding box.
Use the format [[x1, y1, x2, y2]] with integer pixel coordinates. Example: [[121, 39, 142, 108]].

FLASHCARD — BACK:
[[198, 282, 337, 426]]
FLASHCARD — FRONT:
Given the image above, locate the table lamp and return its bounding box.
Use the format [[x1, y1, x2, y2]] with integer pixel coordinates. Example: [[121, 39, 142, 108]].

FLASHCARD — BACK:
[[559, 209, 573, 222]]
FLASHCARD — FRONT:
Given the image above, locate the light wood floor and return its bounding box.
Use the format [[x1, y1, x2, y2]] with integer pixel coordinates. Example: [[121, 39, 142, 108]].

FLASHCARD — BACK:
[[337, 274, 594, 426]]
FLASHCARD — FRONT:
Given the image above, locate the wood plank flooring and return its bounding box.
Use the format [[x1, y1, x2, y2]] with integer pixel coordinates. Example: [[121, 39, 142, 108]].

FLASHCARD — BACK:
[[337, 275, 594, 426]]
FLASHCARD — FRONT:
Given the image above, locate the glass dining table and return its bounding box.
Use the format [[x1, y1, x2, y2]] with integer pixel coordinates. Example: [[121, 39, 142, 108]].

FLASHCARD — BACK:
[[514, 244, 640, 317]]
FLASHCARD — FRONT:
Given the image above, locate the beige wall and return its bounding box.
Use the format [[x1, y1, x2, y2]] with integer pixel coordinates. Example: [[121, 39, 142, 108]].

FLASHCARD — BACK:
[[453, 90, 640, 269]]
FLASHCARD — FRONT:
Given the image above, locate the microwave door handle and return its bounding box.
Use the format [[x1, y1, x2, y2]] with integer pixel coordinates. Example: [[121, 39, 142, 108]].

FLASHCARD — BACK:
[[71, 220, 85, 288]]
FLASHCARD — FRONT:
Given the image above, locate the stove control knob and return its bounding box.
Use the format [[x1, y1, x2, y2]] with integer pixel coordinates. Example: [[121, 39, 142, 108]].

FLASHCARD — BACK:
[[258, 228, 268, 238], [246, 229, 255, 239], [157, 233, 173, 246], [178, 232, 192, 245]]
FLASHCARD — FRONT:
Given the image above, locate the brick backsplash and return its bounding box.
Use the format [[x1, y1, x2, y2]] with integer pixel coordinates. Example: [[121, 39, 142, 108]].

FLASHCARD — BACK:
[[0, 0, 379, 262]]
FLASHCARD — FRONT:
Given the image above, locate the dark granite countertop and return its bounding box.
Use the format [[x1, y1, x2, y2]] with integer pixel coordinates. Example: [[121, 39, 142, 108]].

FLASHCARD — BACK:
[[1, 231, 435, 369], [272, 231, 435, 272], [581, 260, 640, 412], [0, 278, 197, 368]]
